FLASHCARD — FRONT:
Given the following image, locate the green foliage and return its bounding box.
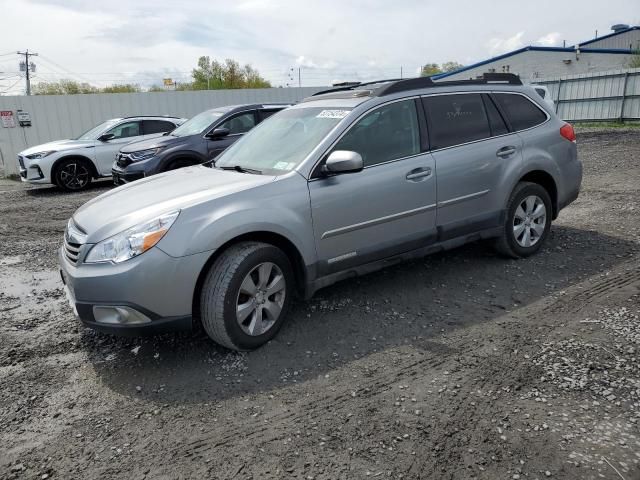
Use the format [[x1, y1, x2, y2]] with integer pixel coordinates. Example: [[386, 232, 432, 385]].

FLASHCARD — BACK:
[[191, 56, 271, 89], [629, 50, 640, 69], [421, 61, 464, 77], [33, 80, 141, 95], [32, 79, 99, 95], [101, 83, 141, 93], [420, 63, 441, 76], [441, 61, 464, 72]]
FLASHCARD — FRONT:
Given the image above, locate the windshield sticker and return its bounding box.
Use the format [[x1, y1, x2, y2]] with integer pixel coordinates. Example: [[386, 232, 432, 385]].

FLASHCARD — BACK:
[[273, 161, 296, 170], [316, 110, 350, 119]]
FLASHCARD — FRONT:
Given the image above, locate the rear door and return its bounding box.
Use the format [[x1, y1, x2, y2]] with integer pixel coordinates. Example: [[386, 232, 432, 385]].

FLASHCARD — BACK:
[[94, 120, 144, 175], [206, 110, 257, 161], [422, 93, 523, 238], [308, 98, 437, 275]]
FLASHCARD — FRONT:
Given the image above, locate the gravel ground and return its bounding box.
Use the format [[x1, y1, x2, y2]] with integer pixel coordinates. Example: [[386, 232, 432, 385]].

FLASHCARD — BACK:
[[1, 129, 639, 480]]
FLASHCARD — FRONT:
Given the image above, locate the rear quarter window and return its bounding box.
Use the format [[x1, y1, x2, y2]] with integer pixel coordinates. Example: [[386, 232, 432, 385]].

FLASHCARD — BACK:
[[493, 93, 548, 131]]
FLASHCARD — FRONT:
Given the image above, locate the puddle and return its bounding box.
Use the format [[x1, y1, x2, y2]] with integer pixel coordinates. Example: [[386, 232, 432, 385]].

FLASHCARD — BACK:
[[0, 265, 61, 298], [0, 255, 23, 267]]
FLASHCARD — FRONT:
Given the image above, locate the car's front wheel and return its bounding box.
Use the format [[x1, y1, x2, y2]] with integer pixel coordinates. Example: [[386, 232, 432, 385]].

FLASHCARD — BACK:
[[54, 158, 92, 191], [200, 242, 294, 351], [494, 181, 552, 258]]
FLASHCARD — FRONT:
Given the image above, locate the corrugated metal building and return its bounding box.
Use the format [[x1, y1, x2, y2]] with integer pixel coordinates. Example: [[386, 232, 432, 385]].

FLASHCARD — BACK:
[[435, 25, 639, 83]]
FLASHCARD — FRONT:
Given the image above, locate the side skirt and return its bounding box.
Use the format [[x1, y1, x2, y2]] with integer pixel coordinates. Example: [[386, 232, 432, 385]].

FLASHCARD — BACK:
[[305, 225, 503, 299]]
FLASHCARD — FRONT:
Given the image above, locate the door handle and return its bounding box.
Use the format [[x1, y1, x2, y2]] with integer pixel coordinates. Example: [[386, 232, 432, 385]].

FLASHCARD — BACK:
[[496, 146, 516, 157], [406, 167, 432, 180]]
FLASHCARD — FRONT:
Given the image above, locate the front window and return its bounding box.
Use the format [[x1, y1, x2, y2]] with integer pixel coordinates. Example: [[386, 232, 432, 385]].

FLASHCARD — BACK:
[[220, 111, 256, 135], [170, 110, 224, 137], [215, 107, 352, 175], [75, 119, 120, 140], [332, 99, 420, 167], [105, 121, 141, 139]]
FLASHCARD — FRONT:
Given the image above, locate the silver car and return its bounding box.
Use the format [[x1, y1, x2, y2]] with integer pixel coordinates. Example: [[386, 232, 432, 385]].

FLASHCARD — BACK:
[[60, 74, 582, 350]]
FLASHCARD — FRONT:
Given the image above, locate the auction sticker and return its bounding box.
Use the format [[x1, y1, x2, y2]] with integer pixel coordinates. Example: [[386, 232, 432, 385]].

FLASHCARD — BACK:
[[316, 110, 350, 119]]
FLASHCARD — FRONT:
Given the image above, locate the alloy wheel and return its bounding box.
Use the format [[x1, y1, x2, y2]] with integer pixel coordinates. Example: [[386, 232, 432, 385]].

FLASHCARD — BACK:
[[59, 162, 90, 190], [235, 262, 286, 336], [513, 195, 547, 247]]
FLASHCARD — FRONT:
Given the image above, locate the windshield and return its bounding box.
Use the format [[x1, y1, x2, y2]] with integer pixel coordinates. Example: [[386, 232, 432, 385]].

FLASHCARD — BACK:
[[215, 107, 352, 175], [171, 110, 224, 137], [75, 119, 120, 140]]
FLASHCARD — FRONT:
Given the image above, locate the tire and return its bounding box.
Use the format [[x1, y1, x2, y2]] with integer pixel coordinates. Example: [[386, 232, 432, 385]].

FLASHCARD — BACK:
[[493, 181, 552, 259], [54, 158, 92, 191], [200, 242, 294, 351]]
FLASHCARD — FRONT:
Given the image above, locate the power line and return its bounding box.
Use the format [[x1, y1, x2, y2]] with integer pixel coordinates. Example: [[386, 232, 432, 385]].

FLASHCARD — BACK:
[[1, 77, 24, 95]]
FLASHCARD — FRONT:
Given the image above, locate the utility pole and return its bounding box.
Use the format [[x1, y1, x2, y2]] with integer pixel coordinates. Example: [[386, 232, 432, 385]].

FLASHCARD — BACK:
[[298, 67, 301, 88], [17, 50, 38, 95]]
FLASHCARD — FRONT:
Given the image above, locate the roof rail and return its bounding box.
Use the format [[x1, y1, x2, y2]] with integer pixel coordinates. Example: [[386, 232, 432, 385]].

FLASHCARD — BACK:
[[310, 73, 522, 99], [122, 115, 181, 119], [311, 78, 404, 97], [378, 73, 521, 96]]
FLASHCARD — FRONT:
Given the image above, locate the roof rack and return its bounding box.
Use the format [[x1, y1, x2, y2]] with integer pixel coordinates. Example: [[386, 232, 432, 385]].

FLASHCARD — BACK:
[[310, 73, 522, 99], [311, 78, 404, 97], [122, 115, 182, 119]]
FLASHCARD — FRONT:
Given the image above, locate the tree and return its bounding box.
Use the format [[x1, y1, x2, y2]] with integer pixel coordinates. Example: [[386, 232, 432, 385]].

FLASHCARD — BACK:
[[629, 50, 640, 69], [191, 56, 271, 89], [33, 79, 142, 95], [420, 61, 464, 77], [420, 63, 441, 77], [32, 79, 99, 95], [441, 61, 464, 72], [102, 83, 141, 93]]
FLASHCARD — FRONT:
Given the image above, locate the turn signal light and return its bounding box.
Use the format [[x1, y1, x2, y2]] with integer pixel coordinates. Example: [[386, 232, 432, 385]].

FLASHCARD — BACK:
[[560, 123, 576, 143]]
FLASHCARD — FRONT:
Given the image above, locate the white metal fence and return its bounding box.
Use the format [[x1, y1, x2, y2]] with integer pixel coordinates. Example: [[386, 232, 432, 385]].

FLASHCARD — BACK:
[[536, 68, 640, 122], [0, 87, 323, 177]]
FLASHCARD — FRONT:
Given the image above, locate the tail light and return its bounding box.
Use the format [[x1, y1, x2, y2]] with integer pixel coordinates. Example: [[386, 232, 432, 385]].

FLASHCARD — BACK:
[[560, 123, 576, 143]]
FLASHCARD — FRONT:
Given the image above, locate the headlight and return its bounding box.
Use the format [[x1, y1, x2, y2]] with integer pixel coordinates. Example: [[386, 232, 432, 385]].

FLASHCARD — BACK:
[[85, 211, 179, 264], [129, 147, 164, 162], [26, 150, 56, 159]]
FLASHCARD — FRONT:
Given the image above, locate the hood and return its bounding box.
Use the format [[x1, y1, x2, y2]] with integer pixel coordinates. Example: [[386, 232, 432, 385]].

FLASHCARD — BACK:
[[73, 166, 275, 243], [20, 139, 95, 156], [120, 134, 195, 153]]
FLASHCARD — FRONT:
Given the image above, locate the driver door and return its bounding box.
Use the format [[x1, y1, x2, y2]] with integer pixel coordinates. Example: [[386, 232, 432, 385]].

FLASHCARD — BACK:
[[308, 99, 437, 276], [94, 120, 144, 175]]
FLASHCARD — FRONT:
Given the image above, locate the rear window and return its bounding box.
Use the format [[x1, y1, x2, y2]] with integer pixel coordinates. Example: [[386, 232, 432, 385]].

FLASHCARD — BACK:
[[534, 87, 546, 99], [493, 93, 547, 131], [423, 93, 490, 149], [143, 120, 176, 134]]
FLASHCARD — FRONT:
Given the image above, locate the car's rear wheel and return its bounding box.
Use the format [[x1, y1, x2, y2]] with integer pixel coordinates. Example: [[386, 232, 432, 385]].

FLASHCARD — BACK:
[[200, 242, 293, 351], [54, 158, 92, 191], [494, 181, 552, 258]]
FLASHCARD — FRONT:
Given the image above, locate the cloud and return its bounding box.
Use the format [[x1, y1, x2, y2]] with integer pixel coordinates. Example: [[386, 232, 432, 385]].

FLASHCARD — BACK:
[[486, 31, 525, 56], [536, 32, 563, 47]]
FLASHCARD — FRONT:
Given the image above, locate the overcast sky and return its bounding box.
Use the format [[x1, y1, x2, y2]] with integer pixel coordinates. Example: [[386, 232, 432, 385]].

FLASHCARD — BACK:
[[0, 0, 638, 94]]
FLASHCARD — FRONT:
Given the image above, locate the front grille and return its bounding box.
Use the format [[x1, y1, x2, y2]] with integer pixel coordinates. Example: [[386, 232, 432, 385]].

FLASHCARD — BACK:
[[63, 236, 81, 264], [116, 153, 132, 168]]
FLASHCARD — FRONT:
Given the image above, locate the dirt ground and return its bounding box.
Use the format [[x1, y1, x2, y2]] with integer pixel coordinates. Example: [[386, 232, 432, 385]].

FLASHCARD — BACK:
[[1, 128, 639, 480]]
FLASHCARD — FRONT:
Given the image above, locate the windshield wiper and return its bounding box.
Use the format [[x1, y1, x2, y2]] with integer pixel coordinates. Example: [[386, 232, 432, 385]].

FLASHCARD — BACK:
[[218, 165, 262, 175]]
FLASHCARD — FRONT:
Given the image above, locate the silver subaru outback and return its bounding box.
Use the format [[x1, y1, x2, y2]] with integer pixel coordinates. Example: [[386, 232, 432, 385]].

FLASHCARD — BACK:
[[60, 74, 582, 351]]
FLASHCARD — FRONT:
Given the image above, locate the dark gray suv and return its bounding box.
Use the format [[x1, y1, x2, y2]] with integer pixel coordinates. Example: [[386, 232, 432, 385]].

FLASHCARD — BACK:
[[112, 104, 289, 184], [61, 74, 582, 351]]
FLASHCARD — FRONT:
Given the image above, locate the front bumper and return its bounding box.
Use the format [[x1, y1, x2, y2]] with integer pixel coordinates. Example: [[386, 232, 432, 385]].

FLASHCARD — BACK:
[[111, 166, 144, 185], [59, 245, 212, 336]]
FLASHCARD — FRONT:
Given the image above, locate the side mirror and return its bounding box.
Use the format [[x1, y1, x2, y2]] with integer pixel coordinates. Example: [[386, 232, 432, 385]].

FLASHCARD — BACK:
[[322, 150, 363, 175], [98, 133, 115, 142], [206, 127, 230, 140]]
